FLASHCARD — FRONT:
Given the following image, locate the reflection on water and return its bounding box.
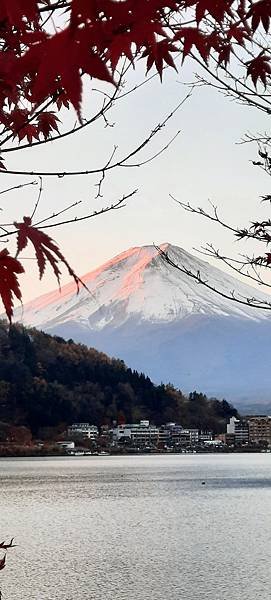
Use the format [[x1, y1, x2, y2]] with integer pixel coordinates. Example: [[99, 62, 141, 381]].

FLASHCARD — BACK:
[[0, 454, 271, 600]]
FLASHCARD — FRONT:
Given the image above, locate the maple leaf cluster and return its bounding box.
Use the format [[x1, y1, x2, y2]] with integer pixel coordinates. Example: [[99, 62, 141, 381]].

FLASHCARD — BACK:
[[0, 0, 269, 145]]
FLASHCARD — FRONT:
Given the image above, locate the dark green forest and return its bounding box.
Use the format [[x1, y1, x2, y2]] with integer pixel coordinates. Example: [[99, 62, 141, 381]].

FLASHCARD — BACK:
[[0, 321, 238, 436]]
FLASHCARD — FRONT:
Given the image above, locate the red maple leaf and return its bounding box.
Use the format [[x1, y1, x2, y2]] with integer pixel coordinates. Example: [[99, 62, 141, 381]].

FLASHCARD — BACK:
[[105, 33, 135, 72], [37, 112, 60, 140], [175, 27, 211, 62], [9, 108, 40, 143], [142, 39, 179, 80], [246, 0, 271, 32], [14, 216, 88, 294], [227, 24, 251, 45], [196, 0, 233, 23], [0, 249, 24, 323], [20, 27, 114, 115], [187, 0, 235, 24], [218, 43, 232, 65], [56, 91, 70, 111], [247, 53, 271, 86]]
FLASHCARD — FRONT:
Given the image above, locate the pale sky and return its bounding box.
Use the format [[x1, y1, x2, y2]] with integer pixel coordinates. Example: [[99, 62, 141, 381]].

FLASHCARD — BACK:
[[2, 57, 270, 304]]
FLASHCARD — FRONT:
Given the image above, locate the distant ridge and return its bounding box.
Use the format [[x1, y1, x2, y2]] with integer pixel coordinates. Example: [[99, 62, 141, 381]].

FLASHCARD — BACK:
[[12, 243, 271, 409]]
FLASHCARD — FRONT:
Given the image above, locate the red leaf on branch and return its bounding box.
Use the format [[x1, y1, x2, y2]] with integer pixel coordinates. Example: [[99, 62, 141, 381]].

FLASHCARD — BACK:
[[0, 249, 24, 323], [218, 43, 232, 66], [21, 27, 114, 116], [246, 0, 271, 32], [190, 0, 235, 24], [175, 28, 210, 62], [142, 39, 178, 80], [227, 24, 250, 45], [19, 124, 40, 144], [14, 217, 88, 294], [56, 91, 70, 111], [37, 112, 60, 140], [9, 108, 40, 143], [106, 34, 134, 72], [247, 53, 271, 86]]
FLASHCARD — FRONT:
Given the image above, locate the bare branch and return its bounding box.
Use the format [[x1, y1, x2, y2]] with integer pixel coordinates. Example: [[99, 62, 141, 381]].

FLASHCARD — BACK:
[[0, 189, 137, 239], [156, 245, 271, 311], [197, 243, 271, 289], [0, 181, 38, 196], [0, 97, 188, 178], [31, 177, 43, 220]]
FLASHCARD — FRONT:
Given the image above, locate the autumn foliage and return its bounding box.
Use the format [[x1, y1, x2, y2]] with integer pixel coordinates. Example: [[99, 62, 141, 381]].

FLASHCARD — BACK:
[[0, 0, 270, 132], [0, 0, 270, 319]]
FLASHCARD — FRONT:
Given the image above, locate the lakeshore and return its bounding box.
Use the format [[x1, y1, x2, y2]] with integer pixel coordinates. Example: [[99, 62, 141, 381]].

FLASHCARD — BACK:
[[0, 444, 270, 457], [2, 415, 271, 457]]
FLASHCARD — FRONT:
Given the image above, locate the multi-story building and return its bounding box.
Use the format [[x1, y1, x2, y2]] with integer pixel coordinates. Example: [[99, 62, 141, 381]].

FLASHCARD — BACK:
[[248, 416, 271, 446], [179, 430, 192, 445], [158, 423, 183, 446], [227, 416, 249, 445], [158, 424, 201, 447], [67, 423, 99, 441], [227, 416, 238, 434], [113, 420, 159, 447], [187, 429, 199, 444]]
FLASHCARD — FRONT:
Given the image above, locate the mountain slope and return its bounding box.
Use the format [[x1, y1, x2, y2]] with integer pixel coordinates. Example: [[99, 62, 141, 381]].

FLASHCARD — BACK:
[[0, 322, 238, 434], [13, 243, 271, 409]]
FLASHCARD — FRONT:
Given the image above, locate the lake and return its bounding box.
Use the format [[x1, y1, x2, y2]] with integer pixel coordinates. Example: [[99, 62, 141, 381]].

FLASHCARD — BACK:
[[0, 453, 271, 600]]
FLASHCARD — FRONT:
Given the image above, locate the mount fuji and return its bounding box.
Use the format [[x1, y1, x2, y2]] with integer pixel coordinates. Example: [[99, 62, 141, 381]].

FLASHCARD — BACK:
[[13, 243, 271, 411]]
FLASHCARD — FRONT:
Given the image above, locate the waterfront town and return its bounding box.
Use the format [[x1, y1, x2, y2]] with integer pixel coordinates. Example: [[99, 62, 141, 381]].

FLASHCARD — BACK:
[[1, 416, 271, 456]]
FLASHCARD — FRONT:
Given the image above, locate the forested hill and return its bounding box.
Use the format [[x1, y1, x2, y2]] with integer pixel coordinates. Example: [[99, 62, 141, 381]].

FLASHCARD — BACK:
[[0, 322, 238, 435]]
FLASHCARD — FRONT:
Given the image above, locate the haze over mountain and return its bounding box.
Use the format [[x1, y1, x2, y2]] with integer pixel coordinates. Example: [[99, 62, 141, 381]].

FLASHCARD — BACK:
[[13, 244, 271, 411]]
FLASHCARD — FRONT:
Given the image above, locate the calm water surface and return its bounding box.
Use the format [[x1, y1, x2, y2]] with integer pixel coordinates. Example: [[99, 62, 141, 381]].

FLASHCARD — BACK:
[[0, 453, 271, 600]]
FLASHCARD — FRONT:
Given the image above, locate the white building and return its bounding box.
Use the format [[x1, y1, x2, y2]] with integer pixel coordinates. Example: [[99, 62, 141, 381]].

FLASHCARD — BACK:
[[67, 423, 99, 441], [227, 417, 238, 434], [113, 420, 159, 446], [227, 417, 249, 444]]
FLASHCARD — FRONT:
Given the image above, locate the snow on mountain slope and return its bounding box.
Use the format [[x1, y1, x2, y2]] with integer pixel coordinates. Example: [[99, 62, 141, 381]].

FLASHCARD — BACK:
[[12, 243, 271, 408], [13, 243, 271, 329]]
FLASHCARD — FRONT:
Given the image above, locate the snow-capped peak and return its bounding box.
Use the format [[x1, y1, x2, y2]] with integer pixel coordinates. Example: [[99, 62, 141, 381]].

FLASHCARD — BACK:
[[12, 243, 271, 331]]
